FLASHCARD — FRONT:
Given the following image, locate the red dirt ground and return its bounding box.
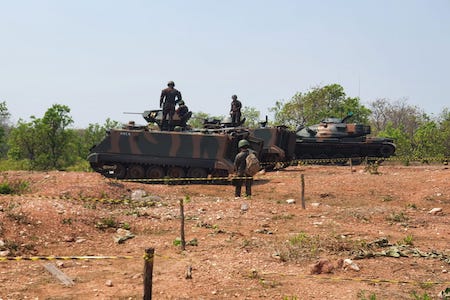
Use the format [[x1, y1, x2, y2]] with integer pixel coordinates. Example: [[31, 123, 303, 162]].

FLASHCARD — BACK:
[[0, 163, 449, 299]]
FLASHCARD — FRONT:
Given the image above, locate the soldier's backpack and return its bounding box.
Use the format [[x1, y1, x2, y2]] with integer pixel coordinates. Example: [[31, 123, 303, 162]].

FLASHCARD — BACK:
[[245, 151, 260, 176]]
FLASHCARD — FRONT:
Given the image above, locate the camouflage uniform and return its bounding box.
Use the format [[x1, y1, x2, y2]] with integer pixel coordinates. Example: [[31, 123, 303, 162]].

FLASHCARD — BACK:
[[230, 95, 242, 126], [176, 101, 189, 128], [160, 81, 182, 130], [176, 102, 189, 119], [233, 147, 253, 197]]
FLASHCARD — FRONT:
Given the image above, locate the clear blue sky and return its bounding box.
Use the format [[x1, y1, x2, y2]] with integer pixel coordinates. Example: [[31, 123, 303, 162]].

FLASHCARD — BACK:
[[1, 0, 449, 128]]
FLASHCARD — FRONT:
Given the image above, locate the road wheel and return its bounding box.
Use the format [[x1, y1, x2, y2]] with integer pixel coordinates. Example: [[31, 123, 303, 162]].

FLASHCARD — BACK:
[[167, 167, 185, 178], [127, 165, 145, 179], [146, 166, 165, 179]]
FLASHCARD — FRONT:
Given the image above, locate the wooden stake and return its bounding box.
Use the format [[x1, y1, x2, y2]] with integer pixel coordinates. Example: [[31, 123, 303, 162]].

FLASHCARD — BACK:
[[301, 174, 305, 209], [143, 248, 155, 300], [185, 265, 193, 279], [180, 198, 186, 251]]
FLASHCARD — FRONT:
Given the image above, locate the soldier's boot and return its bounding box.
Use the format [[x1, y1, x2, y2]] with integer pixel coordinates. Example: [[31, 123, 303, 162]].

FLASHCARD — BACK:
[[168, 120, 174, 131], [161, 120, 168, 131], [235, 185, 241, 198]]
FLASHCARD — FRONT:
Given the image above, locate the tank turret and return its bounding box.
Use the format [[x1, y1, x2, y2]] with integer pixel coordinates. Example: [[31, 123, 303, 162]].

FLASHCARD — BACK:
[[297, 113, 371, 139]]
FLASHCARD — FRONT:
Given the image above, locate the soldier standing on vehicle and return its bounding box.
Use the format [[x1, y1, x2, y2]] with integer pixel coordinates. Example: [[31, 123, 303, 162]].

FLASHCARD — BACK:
[[233, 139, 253, 198], [160, 81, 182, 131], [230, 94, 242, 126]]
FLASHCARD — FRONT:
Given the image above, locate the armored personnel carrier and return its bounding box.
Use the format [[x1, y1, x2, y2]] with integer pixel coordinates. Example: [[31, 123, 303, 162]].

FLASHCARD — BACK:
[[295, 113, 396, 163], [202, 116, 297, 170], [250, 125, 297, 170], [88, 111, 263, 181]]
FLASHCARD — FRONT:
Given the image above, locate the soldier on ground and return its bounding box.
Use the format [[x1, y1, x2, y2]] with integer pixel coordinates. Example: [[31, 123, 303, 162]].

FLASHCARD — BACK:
[[160, 81, 182, 131], [233, 139, 253, 198], [230, 94, 242, 126]]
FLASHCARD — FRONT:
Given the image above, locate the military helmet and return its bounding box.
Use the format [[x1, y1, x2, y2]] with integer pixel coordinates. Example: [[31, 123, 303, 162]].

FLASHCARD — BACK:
[[168, 81, 175, 87], [238, 139, 250, 149], [232, 95, 237, 100], [178, 100, 185, 105]]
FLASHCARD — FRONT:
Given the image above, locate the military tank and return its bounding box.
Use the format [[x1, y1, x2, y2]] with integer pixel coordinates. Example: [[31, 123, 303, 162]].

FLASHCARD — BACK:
[[295, 113, 396, 163], [88, 110, 263, 181]]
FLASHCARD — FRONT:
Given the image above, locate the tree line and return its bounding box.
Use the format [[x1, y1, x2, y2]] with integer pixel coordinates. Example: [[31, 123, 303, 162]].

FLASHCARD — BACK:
[[1, 84, 449, 171]]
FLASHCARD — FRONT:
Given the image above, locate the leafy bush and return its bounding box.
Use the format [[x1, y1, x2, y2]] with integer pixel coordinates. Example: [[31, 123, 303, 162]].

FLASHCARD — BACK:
[[0, 159, 32, 171], [65, 159, 91, 172]]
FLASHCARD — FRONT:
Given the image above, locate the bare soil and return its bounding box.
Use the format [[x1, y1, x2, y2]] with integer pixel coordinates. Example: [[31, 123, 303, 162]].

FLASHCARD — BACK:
[[0, 163, 449, 300]]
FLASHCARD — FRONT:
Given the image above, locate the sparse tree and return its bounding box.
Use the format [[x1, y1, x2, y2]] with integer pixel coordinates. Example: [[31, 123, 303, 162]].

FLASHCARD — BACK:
[[8, 119, 41, 166], [439, 108, 450, 158], [41, 104, 75, 169], [75, 118, 121, 159], [270, 93, 305, 129], [377, 123, 412, 157], [368, 98, 438, 158], [271, 84, 371, 130], [0, 101, 11, 157], [369, 98, 424, 137], [8, 104, 76, 170], [369, 98, 390, 133], [189, 112, 225, 129], [412, 119, 445, 159], [241, 106, 261, 128]]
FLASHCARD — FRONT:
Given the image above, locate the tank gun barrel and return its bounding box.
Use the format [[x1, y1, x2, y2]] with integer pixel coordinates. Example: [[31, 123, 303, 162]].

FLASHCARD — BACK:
[[341, 111, 354, 123]]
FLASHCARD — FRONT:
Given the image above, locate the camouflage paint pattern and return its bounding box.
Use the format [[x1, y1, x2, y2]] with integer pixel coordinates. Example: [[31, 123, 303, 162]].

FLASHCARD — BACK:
[[315, 122, 370, 139], [88, 127, 247, 179], [295, 116, 396, 161], [250, 127, 297, 167]]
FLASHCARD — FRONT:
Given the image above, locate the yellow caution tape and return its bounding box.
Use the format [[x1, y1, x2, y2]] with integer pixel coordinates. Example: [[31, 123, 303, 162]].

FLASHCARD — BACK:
[[3, 254, 449, 286], [0, 255, 134, 262], [0, 252, 179, 263]]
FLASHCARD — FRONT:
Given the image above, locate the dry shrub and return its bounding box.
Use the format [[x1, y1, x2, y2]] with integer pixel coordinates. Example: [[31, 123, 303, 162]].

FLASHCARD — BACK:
[[274, 232, 362, 262]]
